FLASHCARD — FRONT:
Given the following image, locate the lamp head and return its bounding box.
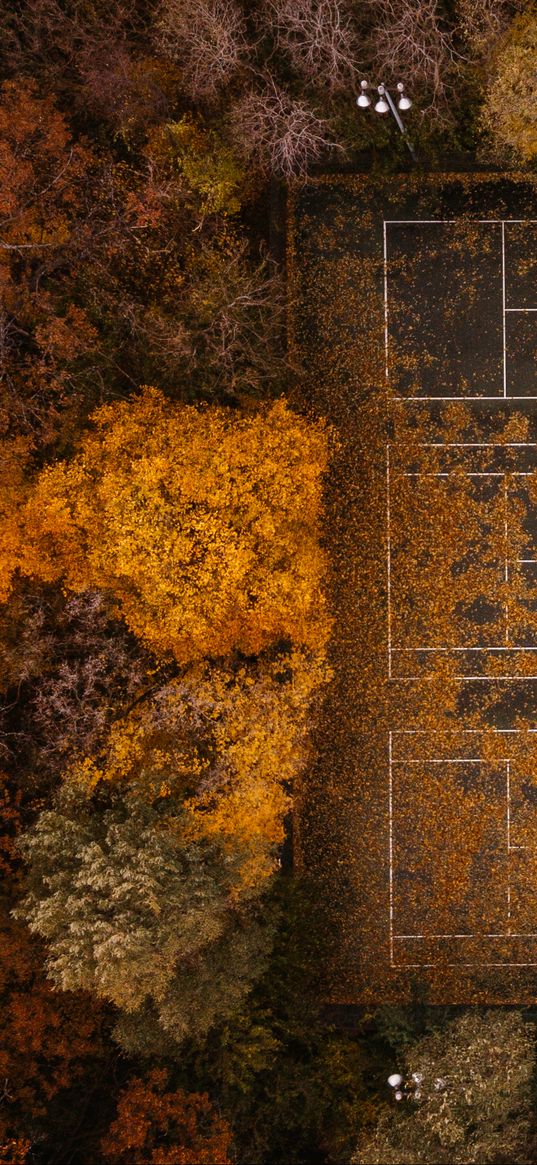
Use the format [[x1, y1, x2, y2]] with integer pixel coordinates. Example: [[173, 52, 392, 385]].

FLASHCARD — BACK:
[[375, 84, 389, 113], [356, 79, 371, 108], [396, 82, 412, 110]]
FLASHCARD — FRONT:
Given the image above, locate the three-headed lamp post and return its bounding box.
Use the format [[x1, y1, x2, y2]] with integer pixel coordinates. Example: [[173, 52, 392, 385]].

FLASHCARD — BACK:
[[356, 80, 417, 162]]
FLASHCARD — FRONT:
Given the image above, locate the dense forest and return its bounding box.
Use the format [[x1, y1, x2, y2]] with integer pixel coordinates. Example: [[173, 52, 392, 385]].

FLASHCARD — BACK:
[[0, 2, 536, 1163]]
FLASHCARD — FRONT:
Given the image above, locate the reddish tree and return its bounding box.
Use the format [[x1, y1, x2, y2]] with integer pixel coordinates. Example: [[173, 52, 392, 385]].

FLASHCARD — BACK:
[[0, 903, 106, 1147], [0, 77, 97, 445], [101, 1071, 232, 1165], [0, 1141, 31, 1164]]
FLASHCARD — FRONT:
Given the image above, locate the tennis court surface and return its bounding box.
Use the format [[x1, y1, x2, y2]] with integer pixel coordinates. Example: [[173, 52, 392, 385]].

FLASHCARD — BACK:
[[289, 173, 537, 1003]]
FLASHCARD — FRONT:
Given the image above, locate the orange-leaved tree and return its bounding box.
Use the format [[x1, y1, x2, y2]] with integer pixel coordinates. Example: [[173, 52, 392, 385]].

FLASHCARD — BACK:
[[0, 1140, 31, 1164], [20, 388, 331, 662], [101, 1070, 232, 1164]]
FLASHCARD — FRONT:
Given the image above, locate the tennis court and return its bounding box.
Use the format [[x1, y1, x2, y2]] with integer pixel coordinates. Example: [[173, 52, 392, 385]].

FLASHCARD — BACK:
[[289, 173, 537, 1003]]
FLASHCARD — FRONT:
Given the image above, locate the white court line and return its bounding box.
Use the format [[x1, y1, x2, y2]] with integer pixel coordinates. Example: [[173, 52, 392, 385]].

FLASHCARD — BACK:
[[506, 308, 537, 312], [420, 442, 537, 447], [502, 221, 507, 397], [400, 470, 532, 476], [394, 933, 537, 939], [388, 731, 394, 965], [392, 728, 537, 733], [507, 759, 511, 929], [392, 727, 537, 733], [504, 477, 509, 643], [384, 219, 537, 225], [386, 444, 392, 679], [394, 962, 537, 968], [390, 675, 537, 681], [394, 396, 537, 402], [391, 758, 503, 763], [383, 221, 389, 382]]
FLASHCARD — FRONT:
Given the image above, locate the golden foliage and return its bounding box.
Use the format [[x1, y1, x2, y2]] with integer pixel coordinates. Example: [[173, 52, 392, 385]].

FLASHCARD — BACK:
[[480, 10, 537, 161], [147, 116, 251, 217], [69, 647, 329, 890], [21, 388, 331, 663]]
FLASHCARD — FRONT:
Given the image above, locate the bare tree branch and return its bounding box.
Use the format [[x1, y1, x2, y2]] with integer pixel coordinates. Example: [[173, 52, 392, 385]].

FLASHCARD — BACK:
[[230, 76, 344, 177], [265, 0, 360, 92]]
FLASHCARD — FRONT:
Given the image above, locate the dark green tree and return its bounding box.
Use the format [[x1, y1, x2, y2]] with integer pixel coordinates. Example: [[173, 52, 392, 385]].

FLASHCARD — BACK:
[[15, 785, 275, 1046]]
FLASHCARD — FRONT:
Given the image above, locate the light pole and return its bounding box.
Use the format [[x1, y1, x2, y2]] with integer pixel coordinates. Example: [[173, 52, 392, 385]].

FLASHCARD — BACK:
[[356, 80, 417, 163]]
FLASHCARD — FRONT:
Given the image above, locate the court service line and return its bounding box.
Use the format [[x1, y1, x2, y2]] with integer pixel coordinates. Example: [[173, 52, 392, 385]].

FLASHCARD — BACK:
[[419, 442, 537, 447], [392, 727, 537, 733], [400, 470, 533, 476], [386, 444, 392, 680], [393, 753, 527, 763], [502, 220, 507, 397], [393, 962, 537, 968], [507, 758, 511, 930], [504, 477, 510, 644], [394, 396, 537, 402], [383, 220, 389, 382], [384, 219, 537, 225], [390, 675, 537, 681], [388, 731, 394, 965], [394, 933, 537, 940]]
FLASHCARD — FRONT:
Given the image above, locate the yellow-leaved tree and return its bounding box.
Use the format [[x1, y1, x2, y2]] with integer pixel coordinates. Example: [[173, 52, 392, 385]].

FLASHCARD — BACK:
[[480, 10, 537, 162], [18, 388, 331, 662], [68, 647, 329, 890]]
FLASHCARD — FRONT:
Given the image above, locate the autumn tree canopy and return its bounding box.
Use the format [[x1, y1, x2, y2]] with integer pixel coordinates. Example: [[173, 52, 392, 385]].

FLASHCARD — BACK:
[[15, 784, 277, 1046], [17, 389, 330, 663], [101, 1069, 232, 1165], [480, 10, 537, 161], [0, 78, 98, 447], [0, 903, 105, 1151], [353, 1010, 535, 1165]]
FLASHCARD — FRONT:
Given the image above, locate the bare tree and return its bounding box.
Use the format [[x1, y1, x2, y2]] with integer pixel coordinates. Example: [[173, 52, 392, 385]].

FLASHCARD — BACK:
[[265, 0, 359, 92], [135, 243, 287, 396], [155, 0, 250, 101], [0, 0, 137, 85], [27, 589, 153, 772], [230, 78, 343, 177], [366, 0, 462, 112]]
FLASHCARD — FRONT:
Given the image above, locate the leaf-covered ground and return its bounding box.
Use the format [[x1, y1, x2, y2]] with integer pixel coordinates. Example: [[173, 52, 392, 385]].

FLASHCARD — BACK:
[[288, 172, 537, 1005]]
